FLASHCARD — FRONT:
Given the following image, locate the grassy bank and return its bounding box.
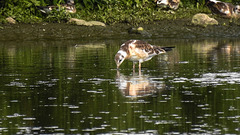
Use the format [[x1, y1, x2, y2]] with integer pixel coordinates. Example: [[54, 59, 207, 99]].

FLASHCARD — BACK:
[[0, 0, 235, 25]]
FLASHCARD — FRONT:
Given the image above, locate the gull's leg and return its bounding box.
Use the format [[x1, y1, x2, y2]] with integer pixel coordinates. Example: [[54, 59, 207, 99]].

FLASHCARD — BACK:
[[139, 62, 141, 76], [117, 70, 120, 78], [133, 62, 136, 73]]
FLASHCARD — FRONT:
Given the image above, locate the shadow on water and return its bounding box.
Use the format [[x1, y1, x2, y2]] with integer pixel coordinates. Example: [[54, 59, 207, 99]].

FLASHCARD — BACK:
[[0, 38, 240, 134]]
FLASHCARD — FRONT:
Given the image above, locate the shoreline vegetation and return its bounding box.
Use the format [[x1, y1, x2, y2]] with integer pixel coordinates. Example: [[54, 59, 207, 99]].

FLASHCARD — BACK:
[[0, 0, 230, 25], [1, 0, 240, 40]]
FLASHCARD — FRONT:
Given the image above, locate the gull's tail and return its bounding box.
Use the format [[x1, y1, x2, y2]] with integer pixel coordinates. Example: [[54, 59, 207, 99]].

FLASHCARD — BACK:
[[161, 47, 175, 52]]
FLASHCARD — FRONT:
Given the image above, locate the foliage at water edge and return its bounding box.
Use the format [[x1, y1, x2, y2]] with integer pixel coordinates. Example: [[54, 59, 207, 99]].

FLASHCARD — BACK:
[[0, 0, 239, 24]]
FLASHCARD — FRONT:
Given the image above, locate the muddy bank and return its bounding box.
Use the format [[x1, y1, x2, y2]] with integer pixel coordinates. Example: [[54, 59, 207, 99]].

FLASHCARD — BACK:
[[0, 18, 240, 41]]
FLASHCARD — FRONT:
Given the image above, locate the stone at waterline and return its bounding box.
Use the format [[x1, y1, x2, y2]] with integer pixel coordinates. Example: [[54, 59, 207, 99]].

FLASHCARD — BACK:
[[128, 27, 152, 37], [88, 21, 107, 27], [192, 13, 218, 27], [68, 18, 106, 27], [6, 17, 16, 24]]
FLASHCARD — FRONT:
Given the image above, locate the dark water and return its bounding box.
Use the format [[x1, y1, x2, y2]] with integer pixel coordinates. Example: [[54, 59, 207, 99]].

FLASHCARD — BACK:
[[0, 38, 240, 134]]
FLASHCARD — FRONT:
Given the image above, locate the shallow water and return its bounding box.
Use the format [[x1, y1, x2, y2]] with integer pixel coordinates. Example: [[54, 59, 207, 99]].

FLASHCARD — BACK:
[[0, 38, 240, 134]]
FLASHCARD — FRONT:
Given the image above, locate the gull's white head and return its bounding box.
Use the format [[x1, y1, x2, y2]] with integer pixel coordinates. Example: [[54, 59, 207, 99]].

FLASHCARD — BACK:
[[156, 0, 169, 5], [67, 0, 75, 5], [115, 50, 127, 69], [234, 5, 240, 14]]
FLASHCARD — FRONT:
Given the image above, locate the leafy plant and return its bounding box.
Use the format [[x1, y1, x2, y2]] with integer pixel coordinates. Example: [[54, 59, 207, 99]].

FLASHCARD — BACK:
[[0, 0, 218, 24], [0, 0, 42, 23], [44, 7, 71, 23]]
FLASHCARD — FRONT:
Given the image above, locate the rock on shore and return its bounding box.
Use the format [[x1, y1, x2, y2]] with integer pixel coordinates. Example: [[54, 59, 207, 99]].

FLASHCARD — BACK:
[[192, 13, 218, 27], [6, 17, 16, 24], [68, 18, 106, 27]]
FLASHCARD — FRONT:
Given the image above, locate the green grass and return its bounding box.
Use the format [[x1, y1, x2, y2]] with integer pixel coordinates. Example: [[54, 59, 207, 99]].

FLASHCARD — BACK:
[[0, 0, 211, 25], [73, 6, 210, 25]]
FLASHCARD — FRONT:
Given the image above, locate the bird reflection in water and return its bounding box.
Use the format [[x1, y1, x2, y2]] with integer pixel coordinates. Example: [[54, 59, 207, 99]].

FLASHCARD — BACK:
[[116, 70, 165, 98]]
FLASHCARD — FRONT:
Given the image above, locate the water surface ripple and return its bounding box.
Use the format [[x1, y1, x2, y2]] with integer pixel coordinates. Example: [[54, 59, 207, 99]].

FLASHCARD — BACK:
[[0, 39, 240, 134]]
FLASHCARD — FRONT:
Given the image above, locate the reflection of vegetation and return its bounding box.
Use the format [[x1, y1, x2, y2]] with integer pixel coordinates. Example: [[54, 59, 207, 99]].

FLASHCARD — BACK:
[[0, 0, 237, 24]]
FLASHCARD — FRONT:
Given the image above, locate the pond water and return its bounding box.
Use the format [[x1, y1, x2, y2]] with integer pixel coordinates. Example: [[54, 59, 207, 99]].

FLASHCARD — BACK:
[[0, 38, 240, 134]]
